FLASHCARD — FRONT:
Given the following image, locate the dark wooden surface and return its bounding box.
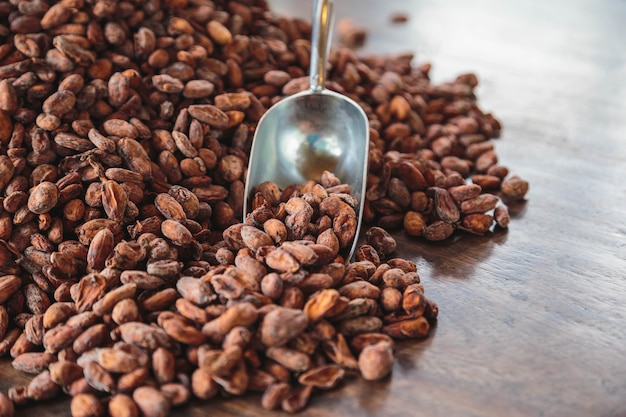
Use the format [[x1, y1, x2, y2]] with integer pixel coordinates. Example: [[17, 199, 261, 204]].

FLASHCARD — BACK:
[[3, 0, 626, 416]]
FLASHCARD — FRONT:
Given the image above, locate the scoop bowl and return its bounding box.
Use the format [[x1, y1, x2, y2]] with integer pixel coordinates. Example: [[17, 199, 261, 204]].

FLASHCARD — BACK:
[[243, 0, 370, 260]]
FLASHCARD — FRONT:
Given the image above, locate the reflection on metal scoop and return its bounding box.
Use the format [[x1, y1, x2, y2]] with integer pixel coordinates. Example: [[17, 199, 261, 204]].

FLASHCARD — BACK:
[[243, 0, 370, 261]]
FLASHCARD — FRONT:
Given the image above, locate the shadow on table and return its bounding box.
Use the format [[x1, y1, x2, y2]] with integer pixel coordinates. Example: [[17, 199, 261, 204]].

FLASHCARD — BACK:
[[395, 226, 510, 281]]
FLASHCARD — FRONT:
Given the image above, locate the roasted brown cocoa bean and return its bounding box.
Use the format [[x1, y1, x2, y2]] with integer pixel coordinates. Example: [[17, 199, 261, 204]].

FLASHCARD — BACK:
[[133, 386, 170, 417], [108, 394, 139, 417], [358, 342, 394, 381], [501, 175, 529, 201]]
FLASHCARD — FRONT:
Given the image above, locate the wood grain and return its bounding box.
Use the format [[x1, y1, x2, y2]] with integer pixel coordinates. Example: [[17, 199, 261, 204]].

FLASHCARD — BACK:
[[2, 0, 625, 416]]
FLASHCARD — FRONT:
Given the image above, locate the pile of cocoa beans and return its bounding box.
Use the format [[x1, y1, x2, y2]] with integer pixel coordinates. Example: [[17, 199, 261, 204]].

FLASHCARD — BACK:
[[0, 0, 528, 416]]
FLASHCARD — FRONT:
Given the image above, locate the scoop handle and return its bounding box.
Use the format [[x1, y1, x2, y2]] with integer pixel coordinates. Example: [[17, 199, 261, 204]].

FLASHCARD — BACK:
[[309, 0, 335, 92]]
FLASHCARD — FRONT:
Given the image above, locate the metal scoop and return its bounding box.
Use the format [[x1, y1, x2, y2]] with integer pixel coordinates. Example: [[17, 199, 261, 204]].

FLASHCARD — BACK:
[[243, 0, 370, 261]]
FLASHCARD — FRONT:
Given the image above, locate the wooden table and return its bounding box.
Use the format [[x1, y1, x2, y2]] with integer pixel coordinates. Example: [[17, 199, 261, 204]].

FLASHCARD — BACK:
[[3, 0, 626, 416]]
